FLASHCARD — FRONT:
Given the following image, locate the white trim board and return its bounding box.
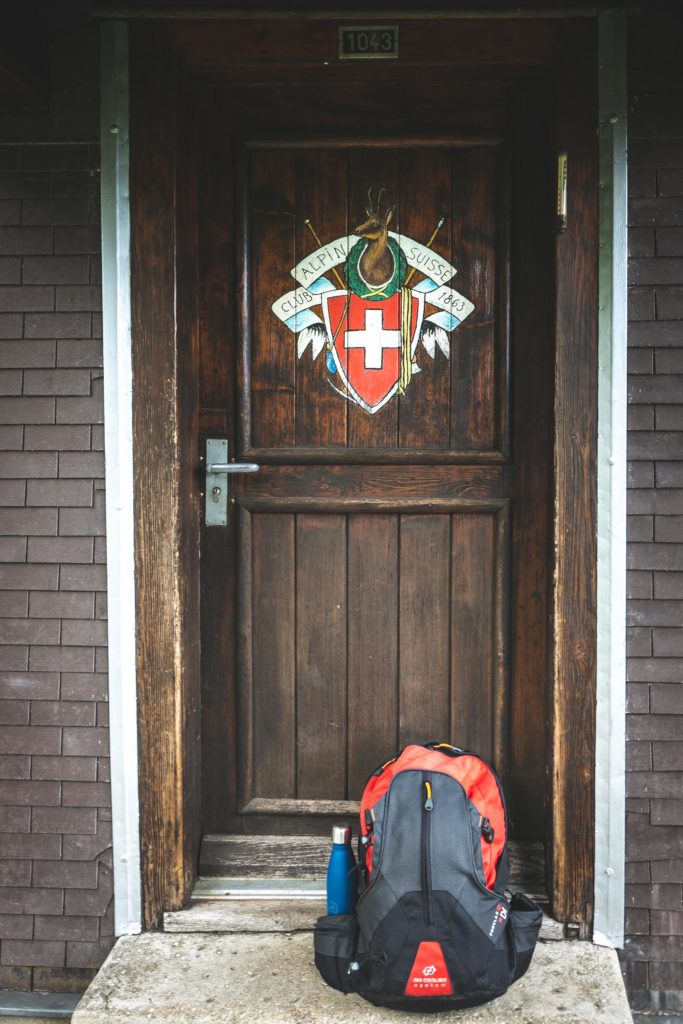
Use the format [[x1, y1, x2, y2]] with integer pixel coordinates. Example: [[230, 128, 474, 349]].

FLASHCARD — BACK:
[[100, 20, 142, 937], [594, 7, 628, 950]]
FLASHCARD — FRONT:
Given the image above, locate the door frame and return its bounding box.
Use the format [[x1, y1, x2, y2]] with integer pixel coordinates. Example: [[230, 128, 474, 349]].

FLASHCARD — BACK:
[[99, 10, 626, 943]]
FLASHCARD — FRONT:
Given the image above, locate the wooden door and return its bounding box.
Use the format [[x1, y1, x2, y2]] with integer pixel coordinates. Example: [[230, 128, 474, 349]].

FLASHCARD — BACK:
[[131, 17, 598, 929], [197, 47, 554, 842]]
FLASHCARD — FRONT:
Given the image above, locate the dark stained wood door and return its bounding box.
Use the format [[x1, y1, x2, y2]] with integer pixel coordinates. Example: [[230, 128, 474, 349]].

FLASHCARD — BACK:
[[196, 37, 554, 841]]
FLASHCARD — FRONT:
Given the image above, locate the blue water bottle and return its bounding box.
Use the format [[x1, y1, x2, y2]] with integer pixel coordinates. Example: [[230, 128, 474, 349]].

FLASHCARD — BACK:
[[326, 824, 358, 915]]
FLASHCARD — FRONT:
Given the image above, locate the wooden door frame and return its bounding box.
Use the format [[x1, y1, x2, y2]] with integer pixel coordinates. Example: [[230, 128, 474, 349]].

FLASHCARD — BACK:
[[111, 13, 607, 937]]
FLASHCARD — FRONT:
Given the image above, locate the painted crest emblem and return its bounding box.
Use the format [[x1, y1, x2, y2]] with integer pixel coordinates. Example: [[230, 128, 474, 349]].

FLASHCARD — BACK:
[[271, 188, 475, 414]]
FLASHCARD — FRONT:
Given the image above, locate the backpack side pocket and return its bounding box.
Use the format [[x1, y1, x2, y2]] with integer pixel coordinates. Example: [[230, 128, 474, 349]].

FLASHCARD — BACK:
[[508, 891, 543, 982], [314, 913, 357, 994]]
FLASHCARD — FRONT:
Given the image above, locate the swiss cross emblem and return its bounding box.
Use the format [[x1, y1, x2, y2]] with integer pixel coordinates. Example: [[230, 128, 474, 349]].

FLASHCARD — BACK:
[[322, 291, 424, 414], [271, 188, 475, 414]]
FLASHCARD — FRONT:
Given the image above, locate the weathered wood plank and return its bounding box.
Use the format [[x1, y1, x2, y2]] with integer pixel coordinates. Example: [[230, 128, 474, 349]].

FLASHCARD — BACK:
[[235, 508, 254, 819], [397, 148, 452, 452], [248, 149, 296, 450], [199, 87, 237, 833], [175, 71, 203, 908], [347, 515, 399, 796], [450, 513, 495, 763], [198, 834, 547, 895], [295, 515, 347, 799], [295, 149, 348, 449], [450, 146, 502, 453], [551, 26, 598, 937], [131, 51, 201, 926], [398, 515, 451, 745], [252, 514, 296, 799], [508, 83, 553, 841], [240, 464, 510, 502]]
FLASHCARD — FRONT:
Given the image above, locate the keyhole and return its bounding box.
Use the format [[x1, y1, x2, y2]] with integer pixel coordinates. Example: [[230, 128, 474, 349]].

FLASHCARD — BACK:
[[212, 486, 222, 503]]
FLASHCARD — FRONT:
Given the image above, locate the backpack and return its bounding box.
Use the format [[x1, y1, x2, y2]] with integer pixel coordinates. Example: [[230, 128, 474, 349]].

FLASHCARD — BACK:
[[314, 742, 543, 1011]]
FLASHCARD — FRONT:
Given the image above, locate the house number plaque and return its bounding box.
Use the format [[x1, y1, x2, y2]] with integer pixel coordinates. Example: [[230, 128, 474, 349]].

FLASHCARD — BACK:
[[339, 26, 399, 60]]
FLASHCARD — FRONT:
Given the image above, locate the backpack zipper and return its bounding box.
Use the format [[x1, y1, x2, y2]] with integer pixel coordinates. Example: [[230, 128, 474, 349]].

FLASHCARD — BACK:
[[425, 742, 510, 834], [421, 773, 434, 925]]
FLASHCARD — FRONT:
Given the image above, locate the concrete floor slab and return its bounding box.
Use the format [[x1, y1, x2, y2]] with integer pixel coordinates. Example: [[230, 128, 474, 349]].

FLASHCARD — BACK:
[[71, 931, 633, 1024]]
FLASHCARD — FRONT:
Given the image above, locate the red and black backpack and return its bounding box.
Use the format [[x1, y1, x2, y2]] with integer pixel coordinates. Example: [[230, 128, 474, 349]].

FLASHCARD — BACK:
[[314, 742, 543, 1011]]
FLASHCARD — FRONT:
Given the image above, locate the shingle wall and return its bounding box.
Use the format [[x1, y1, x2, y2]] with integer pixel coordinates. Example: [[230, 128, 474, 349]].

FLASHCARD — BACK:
[[623, 13, 683, 1013], [0, 142, 113, 994], [1, 6, 682, 1011]]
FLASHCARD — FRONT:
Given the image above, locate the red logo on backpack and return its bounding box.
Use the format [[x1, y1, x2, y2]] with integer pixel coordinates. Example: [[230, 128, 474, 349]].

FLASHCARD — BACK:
[[405, 942, 453, 996]]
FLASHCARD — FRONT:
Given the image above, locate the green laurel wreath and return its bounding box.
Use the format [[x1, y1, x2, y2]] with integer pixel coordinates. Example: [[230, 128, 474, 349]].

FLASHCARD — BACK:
[[345, 237, 408, 300]]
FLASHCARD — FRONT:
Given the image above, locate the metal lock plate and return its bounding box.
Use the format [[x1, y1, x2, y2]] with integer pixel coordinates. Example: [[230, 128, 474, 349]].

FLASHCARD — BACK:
[[204, 439, 260, 526], [205, 438, 228, 526]]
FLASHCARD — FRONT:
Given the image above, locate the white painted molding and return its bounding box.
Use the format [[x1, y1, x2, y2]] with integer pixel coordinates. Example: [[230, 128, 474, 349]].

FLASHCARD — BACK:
[[594, 8, 628, 950], [100, 20, 142, 937]]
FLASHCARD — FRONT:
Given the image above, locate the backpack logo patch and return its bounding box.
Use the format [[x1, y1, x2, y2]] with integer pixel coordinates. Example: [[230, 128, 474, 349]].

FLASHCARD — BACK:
[[405, 941, 453, 996], [488, 902, 509, 941]]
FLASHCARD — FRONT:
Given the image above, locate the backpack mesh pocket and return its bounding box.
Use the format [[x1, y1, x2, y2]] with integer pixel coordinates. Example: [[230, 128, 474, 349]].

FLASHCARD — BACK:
[[313, 914, 357, 994], [508, 891, 543, 982]]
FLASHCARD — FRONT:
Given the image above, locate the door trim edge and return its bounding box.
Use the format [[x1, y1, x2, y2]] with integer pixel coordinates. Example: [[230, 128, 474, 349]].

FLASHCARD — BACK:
[[594, 7, 627, 950], [100, 19, 142, 937]]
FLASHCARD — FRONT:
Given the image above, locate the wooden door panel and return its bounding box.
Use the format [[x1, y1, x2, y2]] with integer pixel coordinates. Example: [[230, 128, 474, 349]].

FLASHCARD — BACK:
[[244, 141, 508, 458], [196, 57, 553, 841], [237, 505, 508, 817]]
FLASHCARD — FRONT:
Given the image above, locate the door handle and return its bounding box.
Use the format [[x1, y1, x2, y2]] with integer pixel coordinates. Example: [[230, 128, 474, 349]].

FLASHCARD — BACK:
[[206, 462, 260, 474], [204, 439, 260, 526]]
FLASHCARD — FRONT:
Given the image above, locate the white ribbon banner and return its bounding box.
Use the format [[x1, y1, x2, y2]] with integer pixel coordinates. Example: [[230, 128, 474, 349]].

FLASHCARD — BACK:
[[425, 283, 474, 320], [390, 233, 457, 285], [271, 280, 334, 324], [290, 236, 359, 287], [274, 232, 470, 335], [290, 232, 458, 291]]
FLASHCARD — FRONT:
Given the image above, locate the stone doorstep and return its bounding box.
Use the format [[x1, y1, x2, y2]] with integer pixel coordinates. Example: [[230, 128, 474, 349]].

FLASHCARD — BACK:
[[71, 931, 633, 1024], [163, 898, 565, 941]]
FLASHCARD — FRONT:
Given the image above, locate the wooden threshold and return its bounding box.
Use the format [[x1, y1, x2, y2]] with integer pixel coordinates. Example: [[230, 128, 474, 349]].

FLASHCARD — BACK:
[[198, 834, 547, 902]]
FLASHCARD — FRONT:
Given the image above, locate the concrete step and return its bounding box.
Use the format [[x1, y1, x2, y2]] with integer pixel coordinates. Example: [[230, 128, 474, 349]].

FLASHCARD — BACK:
[[71, 931, 633, 1024]]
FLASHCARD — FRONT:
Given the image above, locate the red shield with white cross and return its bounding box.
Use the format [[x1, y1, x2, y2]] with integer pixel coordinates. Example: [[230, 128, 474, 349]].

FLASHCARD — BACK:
[[322, 290, 424, 414]]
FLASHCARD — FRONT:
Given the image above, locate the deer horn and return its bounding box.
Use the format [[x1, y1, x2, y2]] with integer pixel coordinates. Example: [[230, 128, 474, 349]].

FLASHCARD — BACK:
[[366, 187, 388, 217]]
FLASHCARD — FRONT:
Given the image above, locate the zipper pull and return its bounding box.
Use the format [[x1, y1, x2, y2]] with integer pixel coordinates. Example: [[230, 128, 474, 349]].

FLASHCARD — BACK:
[[424, 781, 433, 811], [481, 816, 494, 843]]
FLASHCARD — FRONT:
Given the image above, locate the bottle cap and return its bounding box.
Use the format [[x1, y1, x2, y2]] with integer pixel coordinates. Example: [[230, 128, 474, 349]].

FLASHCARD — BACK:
[[332, 824, 351, 844]]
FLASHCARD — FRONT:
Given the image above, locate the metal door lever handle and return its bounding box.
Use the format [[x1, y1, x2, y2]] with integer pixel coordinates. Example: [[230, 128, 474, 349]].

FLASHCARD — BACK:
[[205, 439, 259, 527], [206, 462, 260, 474]]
